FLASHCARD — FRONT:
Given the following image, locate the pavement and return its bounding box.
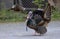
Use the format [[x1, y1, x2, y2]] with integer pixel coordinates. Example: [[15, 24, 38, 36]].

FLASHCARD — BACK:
[[0, 21, 60, 39]]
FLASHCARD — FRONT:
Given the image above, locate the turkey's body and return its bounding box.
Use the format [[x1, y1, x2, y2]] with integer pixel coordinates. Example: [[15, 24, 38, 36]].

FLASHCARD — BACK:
[[26, 10, 51, 35]]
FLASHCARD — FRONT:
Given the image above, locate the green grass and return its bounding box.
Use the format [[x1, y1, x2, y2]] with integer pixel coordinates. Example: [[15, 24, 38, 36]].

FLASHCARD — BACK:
[[0, 9, 60, 22], [52, 9, 60, 21], [0, 10, 27, 22]]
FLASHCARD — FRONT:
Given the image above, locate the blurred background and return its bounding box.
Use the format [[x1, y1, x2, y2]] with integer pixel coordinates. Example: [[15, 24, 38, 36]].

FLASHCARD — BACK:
[[0, 0, 60, 22]]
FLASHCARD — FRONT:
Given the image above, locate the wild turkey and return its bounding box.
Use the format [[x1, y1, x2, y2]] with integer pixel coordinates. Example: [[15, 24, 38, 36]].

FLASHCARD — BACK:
[[26, 4, 52, 35], [26, 10, 47, 35]]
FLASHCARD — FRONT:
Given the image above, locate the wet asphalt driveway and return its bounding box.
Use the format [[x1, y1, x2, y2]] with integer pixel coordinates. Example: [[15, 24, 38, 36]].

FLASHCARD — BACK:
[[0, 21, 60, 39]]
